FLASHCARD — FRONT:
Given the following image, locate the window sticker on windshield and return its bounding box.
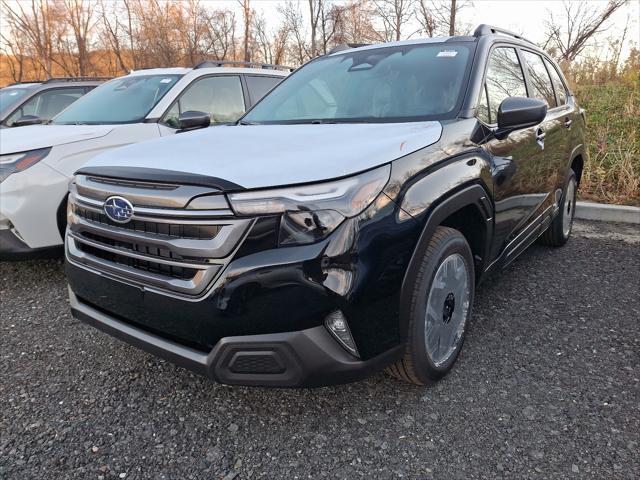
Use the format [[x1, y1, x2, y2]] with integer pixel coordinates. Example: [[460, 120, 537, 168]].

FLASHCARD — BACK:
[[9, 91, 19, 95], [160, 78, 173, 83], [437, 50, 458, 58]]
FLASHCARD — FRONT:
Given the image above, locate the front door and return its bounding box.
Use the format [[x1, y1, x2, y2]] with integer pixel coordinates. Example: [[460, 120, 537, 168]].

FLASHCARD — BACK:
[[477, 46, 548, 258]]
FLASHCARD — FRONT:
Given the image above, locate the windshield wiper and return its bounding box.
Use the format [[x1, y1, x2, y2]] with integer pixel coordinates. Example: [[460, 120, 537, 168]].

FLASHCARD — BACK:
[[238, 120, 258, 125]]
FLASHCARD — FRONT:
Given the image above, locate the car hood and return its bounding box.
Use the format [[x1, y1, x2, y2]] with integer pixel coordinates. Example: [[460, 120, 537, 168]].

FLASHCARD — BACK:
[[85, 122, 442, 189], [0, 124, 114, 154]]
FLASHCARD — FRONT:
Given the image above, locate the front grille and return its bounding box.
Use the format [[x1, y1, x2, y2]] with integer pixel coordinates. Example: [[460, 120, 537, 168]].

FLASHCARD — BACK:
[[77, 242, 199, 280], [74, 205, 222, 240], [66, 176, 252, 297]]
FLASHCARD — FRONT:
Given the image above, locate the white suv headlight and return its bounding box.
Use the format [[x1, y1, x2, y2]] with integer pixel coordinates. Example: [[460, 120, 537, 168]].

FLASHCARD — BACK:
[[0, 147, 52, 183], [228, 165, 391, 246]]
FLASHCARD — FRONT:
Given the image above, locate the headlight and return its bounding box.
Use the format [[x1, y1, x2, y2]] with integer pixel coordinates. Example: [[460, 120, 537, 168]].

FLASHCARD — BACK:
[[228, 165, 390, 246], [0, 147, 52, 183]]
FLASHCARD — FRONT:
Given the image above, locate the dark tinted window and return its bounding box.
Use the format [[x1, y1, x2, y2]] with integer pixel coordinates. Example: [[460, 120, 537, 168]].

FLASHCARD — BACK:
[[522, 51, 556, 108], [244, 43, 472, 124], [544, 58, 567, 106], [6, 87, 85, 125], [246, 76, 282, 104], [480, 47, 527, 124], [162, 75, 245, 128]]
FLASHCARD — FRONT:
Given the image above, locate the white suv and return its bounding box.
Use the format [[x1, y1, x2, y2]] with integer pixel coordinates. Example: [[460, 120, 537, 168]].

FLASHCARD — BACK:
[[0, 62, 288, 258]]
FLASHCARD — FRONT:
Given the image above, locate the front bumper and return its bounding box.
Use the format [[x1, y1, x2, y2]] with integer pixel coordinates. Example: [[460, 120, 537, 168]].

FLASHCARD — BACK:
[[0, 228, 63, 260], [0, 161, 69, 254], [69, 288, 402, 387]]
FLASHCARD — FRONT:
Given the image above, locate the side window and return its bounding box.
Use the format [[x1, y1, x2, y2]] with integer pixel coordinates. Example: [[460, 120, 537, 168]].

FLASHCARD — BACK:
[[6, 87, 85, 125], [162, 76, 245, 128], [522, 51, 556, 108], [245, 76, 283, 104], [482, 47, 527, 124], [544, 59, 567, 106]]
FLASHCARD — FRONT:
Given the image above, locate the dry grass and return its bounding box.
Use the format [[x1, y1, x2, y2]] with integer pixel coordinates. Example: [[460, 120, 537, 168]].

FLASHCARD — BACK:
[[573, 82, 640, 206]]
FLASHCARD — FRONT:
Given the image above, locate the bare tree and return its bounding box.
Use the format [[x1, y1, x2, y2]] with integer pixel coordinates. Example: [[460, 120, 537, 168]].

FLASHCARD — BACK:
[[239, 0, 252, 62], [0, 21, 30, 82], [372, 0, 415, 41], [203, 10, 238, 61], [253, 13, 289, 64], [280, 0, 308, 64], [62, 0, 96, 76], [416, 0, 436, 37], [1, 0, 64, 77], [543, 0, 627, 63], [418, 0, 473, 37], [332, 0, 382, 45], [308, 0, 322, 56]]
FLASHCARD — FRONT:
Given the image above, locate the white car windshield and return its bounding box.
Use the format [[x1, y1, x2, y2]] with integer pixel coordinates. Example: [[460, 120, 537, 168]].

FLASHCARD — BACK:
[[0, 88, 31, 110], [53, 74, 182, 125], [243, 43, 472, 124]]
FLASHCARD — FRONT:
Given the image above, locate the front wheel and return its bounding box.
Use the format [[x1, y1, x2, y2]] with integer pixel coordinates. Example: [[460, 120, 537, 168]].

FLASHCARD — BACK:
[[386, 226, 474, 385], [539, 171, 577, 247]]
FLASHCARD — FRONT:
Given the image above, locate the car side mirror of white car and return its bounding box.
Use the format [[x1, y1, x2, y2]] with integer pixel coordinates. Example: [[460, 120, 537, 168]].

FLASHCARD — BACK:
[[13, 115, 43, 127], [178, 111, 211, 132]]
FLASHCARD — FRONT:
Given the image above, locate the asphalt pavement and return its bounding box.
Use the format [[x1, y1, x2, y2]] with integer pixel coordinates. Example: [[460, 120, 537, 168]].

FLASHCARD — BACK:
[[1, 220, 638, 479]]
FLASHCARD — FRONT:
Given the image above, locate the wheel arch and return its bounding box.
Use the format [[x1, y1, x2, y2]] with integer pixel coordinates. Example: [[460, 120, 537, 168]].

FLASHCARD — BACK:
[[568, 144, 585, 186], [56, 193, 69, 242], [398, 183, 493, 342]]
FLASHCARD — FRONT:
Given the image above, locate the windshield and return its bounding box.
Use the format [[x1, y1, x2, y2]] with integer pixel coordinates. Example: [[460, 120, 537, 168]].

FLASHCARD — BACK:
[[0, 88, 31, 110], [243, 43, 472, 124], [53, 74, 182, 125]]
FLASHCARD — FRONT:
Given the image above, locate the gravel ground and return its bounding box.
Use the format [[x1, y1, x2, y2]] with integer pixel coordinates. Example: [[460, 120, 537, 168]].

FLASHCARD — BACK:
[[1, 220, 639, 480]]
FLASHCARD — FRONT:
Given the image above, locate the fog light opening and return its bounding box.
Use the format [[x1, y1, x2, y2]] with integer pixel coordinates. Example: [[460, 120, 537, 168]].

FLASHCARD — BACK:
[[324, 310, 360, 358]]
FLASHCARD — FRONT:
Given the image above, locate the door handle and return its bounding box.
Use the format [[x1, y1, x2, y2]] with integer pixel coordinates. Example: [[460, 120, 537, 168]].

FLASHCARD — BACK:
[[564, 117, 573, 129], [536, 127, 545, 149]]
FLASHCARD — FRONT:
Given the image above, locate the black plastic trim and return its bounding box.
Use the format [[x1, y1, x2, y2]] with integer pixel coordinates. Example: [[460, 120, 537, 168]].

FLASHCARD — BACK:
[[75, 166, 245, 192]]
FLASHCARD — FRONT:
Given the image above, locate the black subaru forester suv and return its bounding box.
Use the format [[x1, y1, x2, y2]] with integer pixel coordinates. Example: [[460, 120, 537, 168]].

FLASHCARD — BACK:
[[65, 25, 587, 387]]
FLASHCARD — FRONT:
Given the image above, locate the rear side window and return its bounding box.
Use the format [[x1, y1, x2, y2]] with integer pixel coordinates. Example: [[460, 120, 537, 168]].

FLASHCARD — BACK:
[[544, 59, 567, 106], [162, 75, 245, 128], [5, 87, 85, 125], [245, 76, 282, 104], [478, 47, 527, 124], [522, 51, 556, 108]]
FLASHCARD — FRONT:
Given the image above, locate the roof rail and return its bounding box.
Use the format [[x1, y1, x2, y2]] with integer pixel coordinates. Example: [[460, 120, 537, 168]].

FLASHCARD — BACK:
[[473, 24, 535, 45], [7, 81, 43, 86], [194, 60, 293, 72], [43, 76, 112, 83], [328, 43, 370, 54]]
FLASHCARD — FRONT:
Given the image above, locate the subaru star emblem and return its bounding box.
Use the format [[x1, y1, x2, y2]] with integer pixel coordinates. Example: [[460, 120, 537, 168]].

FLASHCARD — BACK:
[[104, 196, 134, 224]]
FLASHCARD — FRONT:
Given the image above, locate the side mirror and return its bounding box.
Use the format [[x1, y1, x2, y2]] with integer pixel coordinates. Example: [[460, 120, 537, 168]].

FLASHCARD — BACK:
[[178, 111, 210, 132], [496, 97, 547, 138], [13, 115, 43, 127]]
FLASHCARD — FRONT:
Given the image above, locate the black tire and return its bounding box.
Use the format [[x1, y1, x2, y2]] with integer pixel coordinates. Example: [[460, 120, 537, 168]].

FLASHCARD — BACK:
[[386, 226, 475, 385], [539, 171, 577, 247]]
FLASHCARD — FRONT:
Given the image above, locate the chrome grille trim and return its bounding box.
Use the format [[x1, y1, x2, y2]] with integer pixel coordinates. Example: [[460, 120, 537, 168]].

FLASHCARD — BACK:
[[72, 192, 235, 219], [67, 236, 219, 295], [69, 209, 250, 258], [67, 176, 253, 297], [68, 231, 212, 269]]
